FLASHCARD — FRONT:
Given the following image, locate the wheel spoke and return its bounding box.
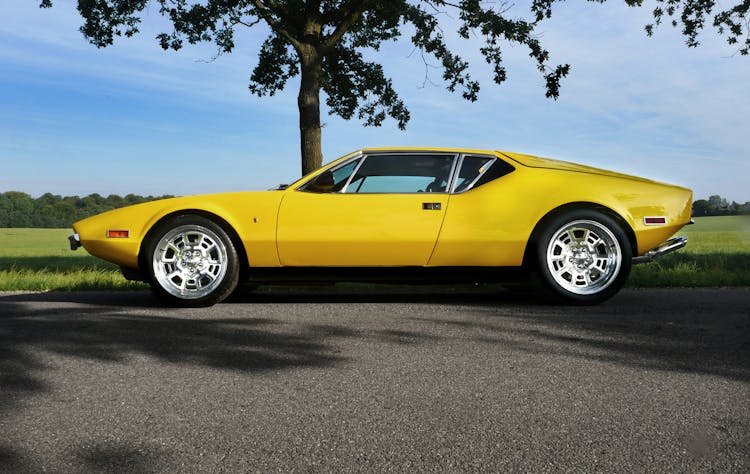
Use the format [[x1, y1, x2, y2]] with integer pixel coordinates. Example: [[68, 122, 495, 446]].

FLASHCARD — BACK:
[[166, 270, 182, 280], [152, 224, 229, 300], [582, 270, 593, 286], [555, 262, 574, 276], [161, 243, 180, 263], [546, 219, 622, 296], [586, 231, 601, 247], [198, 268, 217, 283]]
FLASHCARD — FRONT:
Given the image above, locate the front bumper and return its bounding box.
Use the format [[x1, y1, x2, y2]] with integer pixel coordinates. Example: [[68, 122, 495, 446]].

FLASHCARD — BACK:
[[633, 236, 688, 264], [68, 233, 81, 251]]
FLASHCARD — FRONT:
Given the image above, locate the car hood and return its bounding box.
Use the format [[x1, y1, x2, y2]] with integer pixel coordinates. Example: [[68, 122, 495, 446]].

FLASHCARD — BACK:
[[501, 151, 656, 183]]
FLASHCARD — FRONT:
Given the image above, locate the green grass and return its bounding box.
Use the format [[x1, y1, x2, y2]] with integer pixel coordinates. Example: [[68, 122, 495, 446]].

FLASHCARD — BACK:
[[0, 229, 146, 291], [628, 215, 750, 287], [1, 216, 748, 291]]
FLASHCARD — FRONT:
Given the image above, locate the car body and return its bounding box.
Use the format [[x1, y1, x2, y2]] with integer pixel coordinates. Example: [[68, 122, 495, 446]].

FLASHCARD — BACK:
[[69, 148, 693, 306]]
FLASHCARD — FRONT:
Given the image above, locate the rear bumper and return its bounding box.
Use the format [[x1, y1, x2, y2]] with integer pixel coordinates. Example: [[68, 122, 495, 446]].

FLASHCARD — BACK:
[[633, 236, 688, 264]]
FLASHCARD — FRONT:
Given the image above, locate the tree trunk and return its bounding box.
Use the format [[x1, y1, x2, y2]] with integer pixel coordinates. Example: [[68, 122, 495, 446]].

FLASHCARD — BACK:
[[297, 45, 323, 176]]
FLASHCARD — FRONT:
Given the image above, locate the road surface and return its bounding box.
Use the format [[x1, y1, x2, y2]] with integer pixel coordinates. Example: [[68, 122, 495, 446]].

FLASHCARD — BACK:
[[1, 287, 749, 472]]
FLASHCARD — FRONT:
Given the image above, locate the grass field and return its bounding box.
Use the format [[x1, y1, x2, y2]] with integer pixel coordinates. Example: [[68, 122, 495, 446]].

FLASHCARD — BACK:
[[0, 216, 748, 291], [0, 228, 146, 291], [628, 215, 750, 287]]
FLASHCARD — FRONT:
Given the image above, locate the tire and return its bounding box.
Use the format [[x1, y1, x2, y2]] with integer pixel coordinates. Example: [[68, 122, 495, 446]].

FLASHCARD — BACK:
[[532, 210, 632, 305], [144, 215, 240, 307]]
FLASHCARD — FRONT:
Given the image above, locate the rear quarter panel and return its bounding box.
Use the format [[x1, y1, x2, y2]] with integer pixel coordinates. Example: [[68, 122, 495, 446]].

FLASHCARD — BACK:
[[429, 165, 692, 266], [521, 169, 692, 254]]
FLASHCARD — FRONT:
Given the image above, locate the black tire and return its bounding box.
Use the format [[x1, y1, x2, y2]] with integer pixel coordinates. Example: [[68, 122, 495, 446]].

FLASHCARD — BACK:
[[531, 210, 632, 305], [144, 215, 240, 307]]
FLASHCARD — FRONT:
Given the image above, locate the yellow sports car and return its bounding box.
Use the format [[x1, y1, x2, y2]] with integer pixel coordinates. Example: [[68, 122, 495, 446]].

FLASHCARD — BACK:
[[69, 148, 692, 306]]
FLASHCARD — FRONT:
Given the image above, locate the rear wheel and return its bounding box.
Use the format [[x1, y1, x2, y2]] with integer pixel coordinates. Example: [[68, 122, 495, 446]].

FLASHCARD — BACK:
[[533, 210, 632, 304], [145, 215, 240, 307]]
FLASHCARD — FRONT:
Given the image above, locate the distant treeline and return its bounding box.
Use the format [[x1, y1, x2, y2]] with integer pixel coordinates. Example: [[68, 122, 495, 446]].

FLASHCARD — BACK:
[[0, 191, 174, 228], [693, 195, 750, 217], [0, 190, 747, 228]]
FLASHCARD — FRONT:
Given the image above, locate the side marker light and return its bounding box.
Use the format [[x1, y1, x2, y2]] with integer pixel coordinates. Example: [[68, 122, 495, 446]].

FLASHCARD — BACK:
[[643, 217, 667, 226], [107, 230, 130, 238]]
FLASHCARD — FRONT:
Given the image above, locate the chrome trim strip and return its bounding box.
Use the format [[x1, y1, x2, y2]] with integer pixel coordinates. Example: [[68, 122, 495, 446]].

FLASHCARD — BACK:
[[445, 154, 461, 194], [447, 154, 465, 194], [340, 154, 367, 193], [633, 236, 688, 264]]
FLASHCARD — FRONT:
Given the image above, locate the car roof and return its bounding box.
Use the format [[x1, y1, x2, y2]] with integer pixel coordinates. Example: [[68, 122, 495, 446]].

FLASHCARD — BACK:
[[359, 147, 502, 155]]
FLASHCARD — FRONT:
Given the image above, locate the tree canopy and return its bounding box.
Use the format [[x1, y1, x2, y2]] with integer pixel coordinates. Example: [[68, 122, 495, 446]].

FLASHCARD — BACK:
[[40, 1, 749, 175], [692, 195, 750, 216], [0, 192, 172, 228]]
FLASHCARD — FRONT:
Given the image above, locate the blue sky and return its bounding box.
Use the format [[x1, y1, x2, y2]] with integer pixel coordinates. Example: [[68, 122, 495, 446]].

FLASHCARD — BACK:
[[1, 1, 748, 202]]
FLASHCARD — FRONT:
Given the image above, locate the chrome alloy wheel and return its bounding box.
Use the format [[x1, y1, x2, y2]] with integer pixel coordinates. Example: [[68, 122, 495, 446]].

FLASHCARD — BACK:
[[545, 219, 622, 295], [152, 225, 229, 299]]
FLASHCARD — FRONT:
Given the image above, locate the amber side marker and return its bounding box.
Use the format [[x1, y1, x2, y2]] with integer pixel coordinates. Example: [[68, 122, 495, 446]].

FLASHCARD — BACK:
[[106, 230, 130, 238]]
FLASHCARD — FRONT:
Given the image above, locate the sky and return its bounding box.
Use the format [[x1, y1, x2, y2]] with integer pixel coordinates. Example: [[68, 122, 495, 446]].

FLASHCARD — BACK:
[[1, 1, 748, 202]]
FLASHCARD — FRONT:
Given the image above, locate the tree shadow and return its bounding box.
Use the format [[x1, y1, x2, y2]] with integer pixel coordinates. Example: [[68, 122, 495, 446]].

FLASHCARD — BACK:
[[1, 287, 748, 471], [75, 442, 172, 474], [410, 288, 750, 383], [0, 304, 347, 399], [0, 294, 363, 471], [0, 443, 39, 474]]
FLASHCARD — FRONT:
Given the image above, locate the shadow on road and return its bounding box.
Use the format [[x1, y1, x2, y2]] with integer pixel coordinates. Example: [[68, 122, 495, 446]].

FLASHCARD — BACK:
[[1, 287, 748, 471], [414, 290, 750, 384], [0, 300, 347, 401]]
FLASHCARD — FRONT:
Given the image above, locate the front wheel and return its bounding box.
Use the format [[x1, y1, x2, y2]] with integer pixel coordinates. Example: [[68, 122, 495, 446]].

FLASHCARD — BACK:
[[145, 215, 240, 307], [533, 210, 632, 304]]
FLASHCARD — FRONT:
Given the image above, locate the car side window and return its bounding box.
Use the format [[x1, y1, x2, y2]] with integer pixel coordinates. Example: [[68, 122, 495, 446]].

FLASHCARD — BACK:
[[453, 155, 515, 193], [453, 156, 494, 193], [344, 154, 455, 194], [301, 158, 361, 193]]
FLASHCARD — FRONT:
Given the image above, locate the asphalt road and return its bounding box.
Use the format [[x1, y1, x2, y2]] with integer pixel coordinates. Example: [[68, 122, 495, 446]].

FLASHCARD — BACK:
[[1, 287, 748, 473]]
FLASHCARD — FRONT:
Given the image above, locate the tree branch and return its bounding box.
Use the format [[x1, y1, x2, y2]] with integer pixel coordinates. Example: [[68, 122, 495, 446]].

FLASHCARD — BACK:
[[250, 0, 302, 50], [236, 18, 263, 29], [322, 0, 374, 51]]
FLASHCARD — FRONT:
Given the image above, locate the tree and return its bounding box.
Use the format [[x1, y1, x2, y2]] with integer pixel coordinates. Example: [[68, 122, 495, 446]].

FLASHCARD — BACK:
[[708, 194, 730, 212], [40, 1, 750, 175], [692, 195, 750, 216], [692, 199, 711, 216]]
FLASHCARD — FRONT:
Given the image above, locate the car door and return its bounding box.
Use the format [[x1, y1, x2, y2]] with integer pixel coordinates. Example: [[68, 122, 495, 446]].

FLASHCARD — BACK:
[[276, 152, 457, 266], [427, 153, 523, 266]]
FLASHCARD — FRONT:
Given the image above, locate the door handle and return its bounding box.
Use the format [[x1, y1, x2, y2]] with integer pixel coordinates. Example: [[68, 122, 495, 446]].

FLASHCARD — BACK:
[[422, 202, 441, 211]]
